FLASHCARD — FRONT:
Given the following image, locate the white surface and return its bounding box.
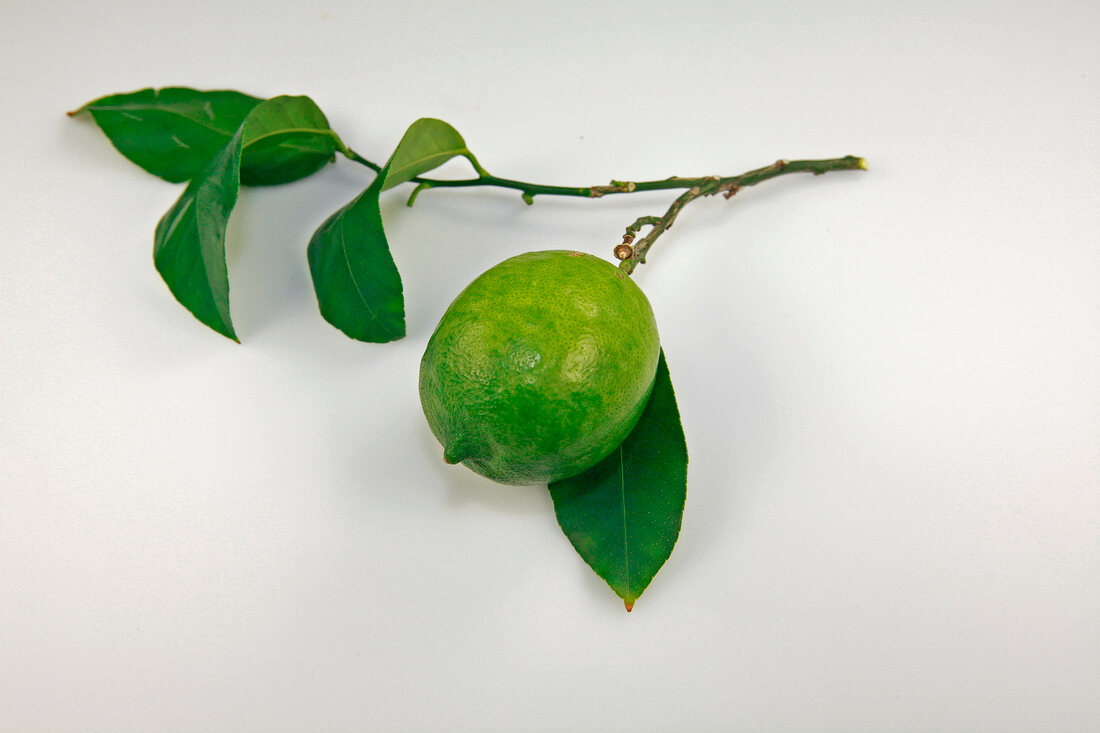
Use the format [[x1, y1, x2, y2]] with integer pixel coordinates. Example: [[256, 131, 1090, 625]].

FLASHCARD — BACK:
[[2, 1, 1098, 731]]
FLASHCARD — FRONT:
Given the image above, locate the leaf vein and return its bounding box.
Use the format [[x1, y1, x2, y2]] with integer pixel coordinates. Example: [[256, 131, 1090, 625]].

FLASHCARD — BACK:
[[86, 104, 239, 136], [387, 147, 468, 185], [618, 445, 631, 595], [244, 127, 333, 149], [336, 211, 398, 339]]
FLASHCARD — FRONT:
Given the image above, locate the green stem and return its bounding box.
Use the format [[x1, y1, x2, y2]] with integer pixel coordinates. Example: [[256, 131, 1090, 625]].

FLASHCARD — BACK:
[[618, 157, 868, 274], [408, 173, 594, 201], [340, 148, 867, 272], [345, 149, 864, 203], [344, 148, 382, 174]]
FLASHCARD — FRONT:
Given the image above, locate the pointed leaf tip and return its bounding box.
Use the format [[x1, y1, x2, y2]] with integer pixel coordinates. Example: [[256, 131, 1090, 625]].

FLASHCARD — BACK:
[[72, 87, 265, 183], [72, 88, 336, 186], [307, 175, 405, 343], [549, 350, 687, 609], [153, 95, 340, 341], [152, 127, 243, 341]]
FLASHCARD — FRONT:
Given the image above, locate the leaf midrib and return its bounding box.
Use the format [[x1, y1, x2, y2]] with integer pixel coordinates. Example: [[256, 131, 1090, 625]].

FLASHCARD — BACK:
[[386, 147, 469, 187], [618, 446, 632, 596], [85, 109, 334, 153], [335, 190, 399, 340], [86, 104, 242, 137], [244, 127, 336, 150]]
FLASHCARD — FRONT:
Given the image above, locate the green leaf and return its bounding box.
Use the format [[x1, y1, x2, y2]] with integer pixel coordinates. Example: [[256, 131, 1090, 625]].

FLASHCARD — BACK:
[[308, 118, 480, 342], [239, 96, 339, 186], [153, 126, 243, 341], [549, 350, 688, 611], [382, 118, 477, 189], [72, 87, 339, 186], [153, 96, 338, 340], [71, 87, 262, 183], [306, 173, 405, 342]]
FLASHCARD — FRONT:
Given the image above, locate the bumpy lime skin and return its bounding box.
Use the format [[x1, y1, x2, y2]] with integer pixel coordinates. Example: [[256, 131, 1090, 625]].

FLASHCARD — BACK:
[[419, 250, 661, 485]]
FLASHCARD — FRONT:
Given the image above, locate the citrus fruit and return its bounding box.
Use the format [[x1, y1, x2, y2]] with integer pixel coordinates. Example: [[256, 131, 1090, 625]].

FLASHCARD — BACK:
[[419, 250, 661, 485]]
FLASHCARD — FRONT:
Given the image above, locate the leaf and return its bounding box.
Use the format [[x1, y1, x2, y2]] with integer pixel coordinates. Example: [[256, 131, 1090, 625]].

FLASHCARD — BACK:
[[153, 96, 338, 340], [306, 173, 405, 342], [154, 127, 243, 340], [72, 87, 339, 186], [308, 118, 479, 342], [71, 87, 262, 183], [382, 118, 477, 189], [549, 350, 688, 611], [238, 97, 339, 186]]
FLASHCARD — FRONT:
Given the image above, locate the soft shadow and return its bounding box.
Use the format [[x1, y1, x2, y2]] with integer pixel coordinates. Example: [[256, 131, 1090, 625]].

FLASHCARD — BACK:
[[224, 169, 368, 342], [416, 421, 552, 518]]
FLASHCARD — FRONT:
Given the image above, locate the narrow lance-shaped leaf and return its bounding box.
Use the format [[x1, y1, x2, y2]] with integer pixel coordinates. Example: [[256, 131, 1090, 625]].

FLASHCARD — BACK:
[[308, 118, 481, 342], [153, 96, 339, 340], [549, 350, 688, 611], [71, 87, 339, 186]]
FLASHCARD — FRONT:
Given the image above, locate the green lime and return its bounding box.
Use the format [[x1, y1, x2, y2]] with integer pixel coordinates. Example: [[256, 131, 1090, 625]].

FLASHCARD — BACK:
[[419, 250, 661, 485]]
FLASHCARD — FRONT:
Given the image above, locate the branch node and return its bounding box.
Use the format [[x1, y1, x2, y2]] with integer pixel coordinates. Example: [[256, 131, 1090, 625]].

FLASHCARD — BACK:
[[590, 180, 636, 198]]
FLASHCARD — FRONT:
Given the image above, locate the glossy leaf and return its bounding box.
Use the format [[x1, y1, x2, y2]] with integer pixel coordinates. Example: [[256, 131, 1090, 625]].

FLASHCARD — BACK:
[[72, 87, 339, 186], [71, 87, 262, 183], [153, 127, 244, 341], [306, 173, 405, 342], [308, 118, 479, 342], [153, 96, 339, 340], [382, 118, 476, 189], [239, 96, 339, 186], [549, 351, 688, 611]]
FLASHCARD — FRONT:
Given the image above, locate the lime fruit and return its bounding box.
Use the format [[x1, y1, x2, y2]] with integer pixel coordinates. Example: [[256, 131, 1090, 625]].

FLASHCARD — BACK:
[[419, 250, 661, 485]]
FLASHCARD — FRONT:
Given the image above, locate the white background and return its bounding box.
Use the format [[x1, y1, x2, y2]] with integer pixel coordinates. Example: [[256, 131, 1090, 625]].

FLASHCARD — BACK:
[[2, 1, 1097, 731]]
